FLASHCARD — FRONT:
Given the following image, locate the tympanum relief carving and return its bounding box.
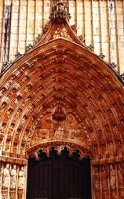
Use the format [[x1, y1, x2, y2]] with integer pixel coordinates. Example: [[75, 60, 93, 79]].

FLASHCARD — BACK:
[[29, 107, 90, 152]]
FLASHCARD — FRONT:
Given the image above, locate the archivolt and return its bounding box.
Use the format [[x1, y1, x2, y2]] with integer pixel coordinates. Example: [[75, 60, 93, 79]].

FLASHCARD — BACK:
[[0, 39, 124, 161]]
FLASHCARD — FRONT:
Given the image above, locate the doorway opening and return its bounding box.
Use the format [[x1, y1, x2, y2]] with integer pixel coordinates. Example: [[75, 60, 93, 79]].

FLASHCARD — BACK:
[[26, 147, 92, 199]]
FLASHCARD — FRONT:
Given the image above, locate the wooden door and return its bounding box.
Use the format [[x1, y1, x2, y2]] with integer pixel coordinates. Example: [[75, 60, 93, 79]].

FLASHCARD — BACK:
[[26, 147, 92, 199]]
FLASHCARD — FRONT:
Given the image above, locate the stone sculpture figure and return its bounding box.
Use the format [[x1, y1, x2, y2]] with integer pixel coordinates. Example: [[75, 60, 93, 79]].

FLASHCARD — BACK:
[[117, 164, 124, 188], [18, 167, 25, 189], [94, 167, 100, 191], [110, 165, 116, 189], [101, 166, 108, 190], [54, 126, 64, 139], [3, 164, 10, 188], [10, 165, 17, 188]]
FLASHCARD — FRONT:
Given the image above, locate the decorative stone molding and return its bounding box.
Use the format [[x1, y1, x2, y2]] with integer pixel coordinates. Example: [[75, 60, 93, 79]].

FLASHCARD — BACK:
[[27, 141, 91, 159]]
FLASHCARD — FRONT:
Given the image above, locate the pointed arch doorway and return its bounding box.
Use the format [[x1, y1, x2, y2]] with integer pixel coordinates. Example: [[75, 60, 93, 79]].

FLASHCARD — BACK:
[[26, 147, 92, 199]]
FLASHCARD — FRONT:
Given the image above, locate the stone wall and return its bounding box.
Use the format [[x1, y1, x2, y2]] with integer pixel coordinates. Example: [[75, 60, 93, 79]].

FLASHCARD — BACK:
[[0, 0, 124, 74]]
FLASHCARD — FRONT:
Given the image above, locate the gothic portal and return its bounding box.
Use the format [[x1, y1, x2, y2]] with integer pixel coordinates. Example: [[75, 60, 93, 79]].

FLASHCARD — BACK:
[[0, 1, 124, 199]]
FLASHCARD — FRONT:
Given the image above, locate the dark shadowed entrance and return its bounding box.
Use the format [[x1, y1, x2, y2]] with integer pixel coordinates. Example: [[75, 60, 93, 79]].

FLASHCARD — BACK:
[[26, 147, 92, 199]]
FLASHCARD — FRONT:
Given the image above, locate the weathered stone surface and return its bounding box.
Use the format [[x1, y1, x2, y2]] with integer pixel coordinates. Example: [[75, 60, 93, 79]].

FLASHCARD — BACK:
[[0, 1, 124, 199]]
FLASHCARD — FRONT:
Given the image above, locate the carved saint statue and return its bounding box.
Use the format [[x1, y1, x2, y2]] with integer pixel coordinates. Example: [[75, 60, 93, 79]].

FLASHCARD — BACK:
[[110, 165, 116, 190], [94, 167, 100, 191], [3, 164, 10, 188], [18, 167, 25, 189], [10, 165, 17, 188], [117, 164, 124, 188], [54, 126, 64, 139], [101, 166, 108, 190]]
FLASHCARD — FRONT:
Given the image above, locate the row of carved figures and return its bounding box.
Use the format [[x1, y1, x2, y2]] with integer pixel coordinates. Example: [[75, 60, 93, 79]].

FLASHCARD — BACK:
[[93, 162, 124, 199], [0, 163, 25, 189]]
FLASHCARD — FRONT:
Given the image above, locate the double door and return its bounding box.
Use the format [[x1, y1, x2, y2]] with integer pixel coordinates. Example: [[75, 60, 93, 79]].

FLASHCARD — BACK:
[[26, 148, 92, 199]]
